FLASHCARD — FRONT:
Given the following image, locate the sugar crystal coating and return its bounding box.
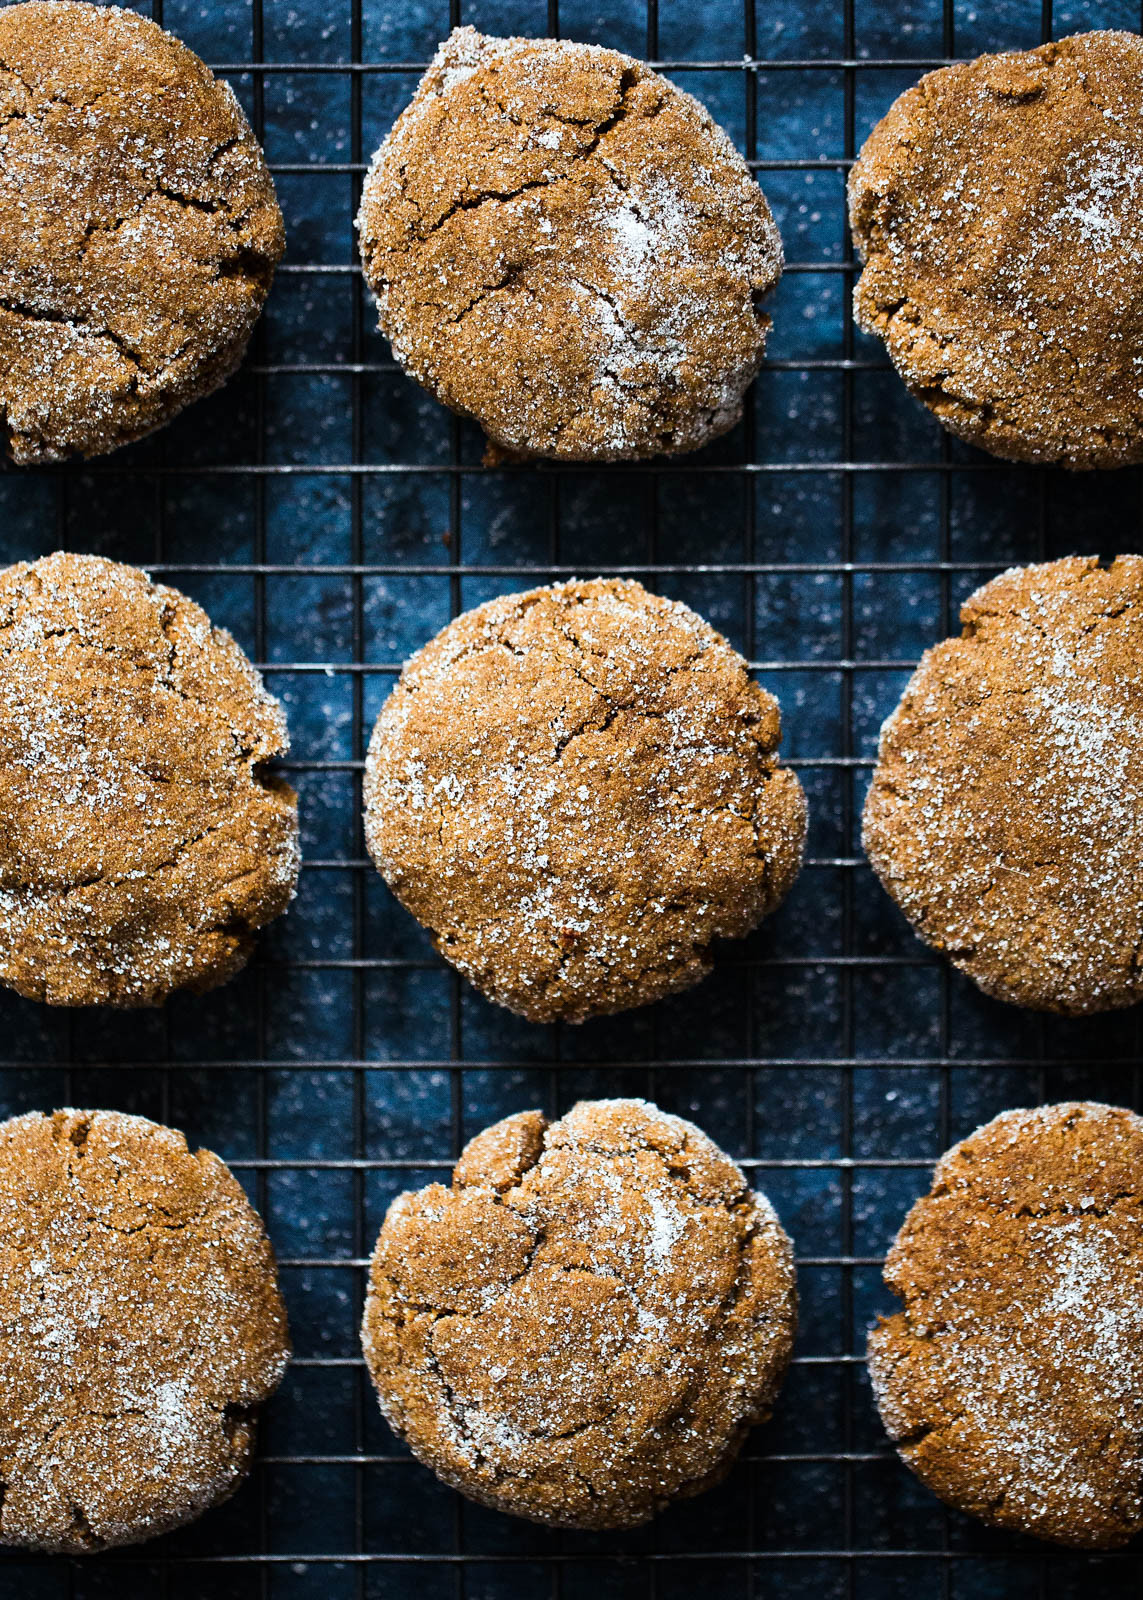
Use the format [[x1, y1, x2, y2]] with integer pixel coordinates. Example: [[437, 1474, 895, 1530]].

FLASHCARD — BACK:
[[0, 551, 300, 1007], [864, 555, 1143, 1014], [0, 1, 284, 463]]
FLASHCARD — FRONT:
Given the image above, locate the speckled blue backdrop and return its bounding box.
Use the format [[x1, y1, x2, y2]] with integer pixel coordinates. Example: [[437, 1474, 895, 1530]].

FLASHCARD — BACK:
[[1, 0, 1142, 1593]]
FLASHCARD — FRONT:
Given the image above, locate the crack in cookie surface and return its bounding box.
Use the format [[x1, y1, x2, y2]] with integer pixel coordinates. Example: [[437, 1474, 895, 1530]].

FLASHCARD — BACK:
[[0, 1109, 290, 1554], [848, 30, 1143, 468], [863, 554, 1143, 1014]]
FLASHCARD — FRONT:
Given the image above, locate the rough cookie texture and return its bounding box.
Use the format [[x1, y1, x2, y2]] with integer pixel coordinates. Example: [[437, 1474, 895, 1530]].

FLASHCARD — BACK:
[[364, 578, 806, 1023], [869, 1102, 1143, 1549], [0, 1109, 290, 1553], [864, 555, 1143, 1014], [0, 1, 285, 464], [0, 552, 299, 1007], [849, 30, 1143, 468], [362, 1098, 797, 1529], [357, 27, 783, 461]]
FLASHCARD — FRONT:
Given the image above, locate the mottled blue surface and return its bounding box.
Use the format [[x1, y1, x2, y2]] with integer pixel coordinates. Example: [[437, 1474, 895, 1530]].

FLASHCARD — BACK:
[[1, 0, 1142, 1593]]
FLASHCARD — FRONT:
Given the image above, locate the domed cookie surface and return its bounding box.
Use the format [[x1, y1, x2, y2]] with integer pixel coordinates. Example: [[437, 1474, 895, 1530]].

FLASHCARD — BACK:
[[864, 555, 1143, 1013], [869, 1101, 1143, 1549], [0, 1109, 290, 1553]]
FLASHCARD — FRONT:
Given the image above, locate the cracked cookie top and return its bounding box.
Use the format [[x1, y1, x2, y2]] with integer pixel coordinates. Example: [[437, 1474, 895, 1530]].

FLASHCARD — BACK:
[[0, 551, 300, 1007], [357, 27, 783, 462], [869, 1101, 1143, 1549], [0, 1108, 290, 1553], [364, 577, 806, 1023], [863, 555, 1143, 1014], [0, 1, 284, 464], [362, 1098, 796, 1529], [848, 30, 1143, 468]]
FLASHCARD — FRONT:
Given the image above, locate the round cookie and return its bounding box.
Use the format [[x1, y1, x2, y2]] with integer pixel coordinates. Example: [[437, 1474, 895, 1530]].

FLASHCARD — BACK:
[[0, 1108, 290, 1553], [357, 27, 782, 462], [0, 551, 300, 1007], [0, 1, 285, 464], [364, 577, 806, 1023], [869, 1101, 1143, 1549], [848, 30, 1143, 468], [362, 1097, 796, 1529], [863, 555, 1143, 1014]]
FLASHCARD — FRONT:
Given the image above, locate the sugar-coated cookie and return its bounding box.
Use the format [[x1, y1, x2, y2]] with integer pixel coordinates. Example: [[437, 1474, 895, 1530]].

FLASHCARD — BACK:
[[362, 1098, 796, 1528], [365, 578, 805, 1022], [358, 27, 782, 461], [0, 1109, 290, 1552], [870, 1102, 1143, 1548]]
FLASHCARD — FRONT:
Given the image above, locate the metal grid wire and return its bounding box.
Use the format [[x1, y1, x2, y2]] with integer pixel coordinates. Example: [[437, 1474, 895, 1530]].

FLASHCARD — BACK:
[[2, 0, 1143, 1594]]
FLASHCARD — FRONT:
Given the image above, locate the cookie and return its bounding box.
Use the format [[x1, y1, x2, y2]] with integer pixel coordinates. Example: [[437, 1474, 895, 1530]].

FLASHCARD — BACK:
[[364, 577, 806, 1023], [863, 556, 1143, 1014], [0, 1108, 290, 1553], [869, 1101, 1143, 1549], [0, 1, 285, 464], [849, 30, 1143, 468], [0, 551, 300, 1007], [362, 1097, 796, 1529], [357, 27, 782, 462]]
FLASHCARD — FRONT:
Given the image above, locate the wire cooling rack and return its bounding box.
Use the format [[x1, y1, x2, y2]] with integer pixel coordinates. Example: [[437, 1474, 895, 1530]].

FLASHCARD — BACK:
[[2, 0, 1143, 1594]]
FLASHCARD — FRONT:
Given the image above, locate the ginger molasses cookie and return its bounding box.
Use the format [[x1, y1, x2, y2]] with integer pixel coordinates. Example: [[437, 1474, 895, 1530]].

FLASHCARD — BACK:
[[362, 1097, 796, 1529], [0, 552, 299, 1006], [864, 555, 1143, 1014], [870, 1101, 1143, 1549], [357, 27, 783, 462], [0, 1108, 290, 1553], [0, 1, 284, 464], [849, 30, 1143, 468], [364, 578, 806, 1023]]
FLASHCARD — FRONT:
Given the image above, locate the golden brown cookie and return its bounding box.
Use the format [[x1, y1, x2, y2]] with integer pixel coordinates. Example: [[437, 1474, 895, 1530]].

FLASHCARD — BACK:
[[0, 551, 300, 1007], [362, 1097, 796, 1529], [869, 1101, 1143, 1549], [357, 27, 782, 462], [0, 1, 285, 464], [364, 578, 806, 1023], [0, 1108, 290, 1553], [863, 555, 1143, 1014], [849, 30, 1143, 468]]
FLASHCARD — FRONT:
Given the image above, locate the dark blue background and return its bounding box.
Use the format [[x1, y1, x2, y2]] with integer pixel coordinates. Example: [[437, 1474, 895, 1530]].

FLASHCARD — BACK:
[[1, 0, 1141, 1592]]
